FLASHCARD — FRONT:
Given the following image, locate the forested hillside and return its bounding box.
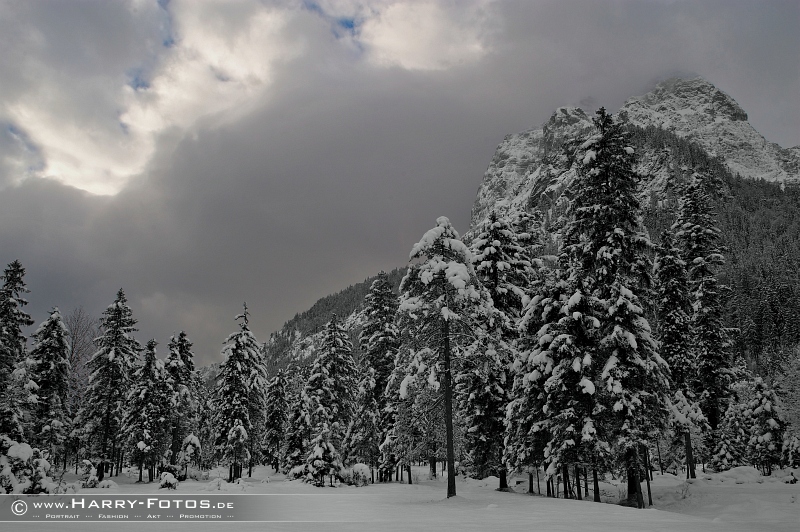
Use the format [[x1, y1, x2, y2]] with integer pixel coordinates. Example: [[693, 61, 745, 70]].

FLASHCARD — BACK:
[[263, 267, 405, 371]]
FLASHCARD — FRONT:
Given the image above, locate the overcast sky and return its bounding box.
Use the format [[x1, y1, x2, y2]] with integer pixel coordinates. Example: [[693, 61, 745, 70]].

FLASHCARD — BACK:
[[1, 0, 797, 366]]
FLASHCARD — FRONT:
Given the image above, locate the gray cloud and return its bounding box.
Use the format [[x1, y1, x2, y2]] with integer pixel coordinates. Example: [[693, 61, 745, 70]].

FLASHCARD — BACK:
[[0, 0, 797, 364]]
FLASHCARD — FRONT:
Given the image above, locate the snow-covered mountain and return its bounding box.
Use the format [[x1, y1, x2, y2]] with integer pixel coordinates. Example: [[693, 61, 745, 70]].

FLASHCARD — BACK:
[[471, 77, 800, 228], [619, 78, 800, 184]]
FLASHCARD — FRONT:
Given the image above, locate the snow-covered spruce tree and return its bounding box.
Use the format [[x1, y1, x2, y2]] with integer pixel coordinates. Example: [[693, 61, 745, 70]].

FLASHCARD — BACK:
[[194, 384, 216, 470], [165, 331, 197, 466], [710, 399, 750, 471], [667, 390, 708, 479], [580, 109, 670, 507], [297, 314, 357, 485], [75, 289, 140, 481], [397, 216, 491, 498], [28, 308, 71, 462], [655, 231, 696, 390], [471, 210, 532, 322], [508, 266, 606, 501], [745, 377, 787, 475], [123, 340, 172, 482], [457, 326, 511, 486], [466, 210, 534, 489], [342, 363, 383, 481], [0, 260, 35, 442], [380, 321, 432, 482], [674, 172, 732, 441], [357, 271, 400, 458], [544, 108, 669, 507], [211, 304, 267, 481], [654, 230, 704, 478], [280, 364, 311, 475], [261, 368, 288, 471]]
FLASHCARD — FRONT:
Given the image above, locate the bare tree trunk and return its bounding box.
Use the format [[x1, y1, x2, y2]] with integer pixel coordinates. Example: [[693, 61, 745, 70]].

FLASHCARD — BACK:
[[443, 318, 456, 498], [643, 447, 653, 507], [593, 468, 600, 502], [575, 464, 582, 500], [499, 469, 508, 491], [407, 465, 412, 485], [584, 466, 588, 497], [562, 463, 571, 499], [429, 455, 436, 479], [656, 439, 664, 475], [684, 431, 696, 479]]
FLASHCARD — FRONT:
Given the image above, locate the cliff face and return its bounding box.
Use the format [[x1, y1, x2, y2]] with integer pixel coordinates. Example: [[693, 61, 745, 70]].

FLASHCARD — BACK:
[[619, 78, 800, 184], [470, 77, 800, 229]]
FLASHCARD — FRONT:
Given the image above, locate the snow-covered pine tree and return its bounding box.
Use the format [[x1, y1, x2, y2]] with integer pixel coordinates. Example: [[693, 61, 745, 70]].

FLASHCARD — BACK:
[[280, 364, 310, 475], [261, 368, 288, 471], [654, 230, 704, 478], [466, 210, 533, 489], [745, 377, 787, 475], [674, 172, 732, 440], [211, 304, 267, 481], [75, 289, 141, 481], [509, 269, 605, 500], [471, 210, 532, 321], [667, 390, 707, 479], [165, 331, 197, 466], [28, 308, 71, 463], [397, 216, 491, 498], [710, 399, 750, 471], [457, 329, 511, 486], [298, 314, 357, 485], [566, 108, 669, 506], [655, 231, 696, 390], [194, 383, 216, 470], [123, 340, 172, 482], [341, 364, 381, 472], [0, 260, 34, 442], [357, 271, 399, 457]]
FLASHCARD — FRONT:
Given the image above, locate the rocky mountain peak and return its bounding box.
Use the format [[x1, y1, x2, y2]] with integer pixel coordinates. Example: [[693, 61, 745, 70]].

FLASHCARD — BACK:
[[470, 77, 800, 230], [620, 77, 748, 126]]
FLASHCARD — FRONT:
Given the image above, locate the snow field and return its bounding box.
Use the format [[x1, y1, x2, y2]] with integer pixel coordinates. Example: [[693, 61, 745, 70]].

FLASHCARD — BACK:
[[11, 464, 799, 531]]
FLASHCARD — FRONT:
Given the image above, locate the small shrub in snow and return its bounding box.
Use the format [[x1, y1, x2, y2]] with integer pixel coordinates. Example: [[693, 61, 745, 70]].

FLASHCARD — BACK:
[[81, 476, 99, 488], [159, 472, 179, 490], [341, 464, 370, 487], [97, 479, 118, 489], [0, 436, 64, 494], [203, 477, 225, 491]]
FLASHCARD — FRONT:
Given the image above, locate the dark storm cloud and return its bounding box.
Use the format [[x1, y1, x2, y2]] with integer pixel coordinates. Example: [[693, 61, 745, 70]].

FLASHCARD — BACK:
[[0, 0, 797, 364]]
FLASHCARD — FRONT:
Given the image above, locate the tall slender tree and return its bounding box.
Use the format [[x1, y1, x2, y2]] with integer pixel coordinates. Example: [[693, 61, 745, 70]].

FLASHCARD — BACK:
[[165, 331, 197, 466], [75, 289, 141, 481], [570, 109, 669, 508], [261, 368, 288, 471], [655, 230, 704, 479], [211, 304, 267, 481], [28, 308, 71, 461], [674, 172, 732, 444], [466, 210, 533, 489], [0, 260, 34, 441], [397, 216, 491, 498], [123, 340, 172, 482], [298, 314, 358, 485], [358, 271, 399, 454]]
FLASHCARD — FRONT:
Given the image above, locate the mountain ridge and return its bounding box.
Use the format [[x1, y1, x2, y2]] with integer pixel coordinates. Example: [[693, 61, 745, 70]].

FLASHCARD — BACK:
[[471, 77, 800, 228]]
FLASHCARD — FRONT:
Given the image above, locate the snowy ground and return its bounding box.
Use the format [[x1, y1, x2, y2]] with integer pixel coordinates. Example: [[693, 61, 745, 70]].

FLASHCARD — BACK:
[[12, 465, 800, 531]]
